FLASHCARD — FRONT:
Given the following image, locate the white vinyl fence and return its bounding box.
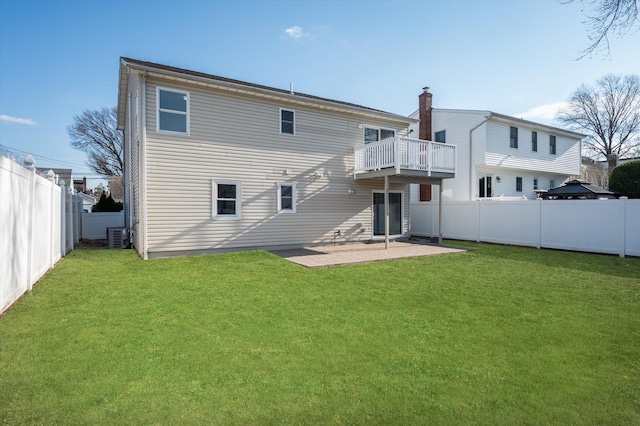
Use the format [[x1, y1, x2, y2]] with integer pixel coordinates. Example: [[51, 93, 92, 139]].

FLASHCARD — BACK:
[[411, 198, 640, 257], [82, 211, 124, 239], [1, 155, 82, 314]]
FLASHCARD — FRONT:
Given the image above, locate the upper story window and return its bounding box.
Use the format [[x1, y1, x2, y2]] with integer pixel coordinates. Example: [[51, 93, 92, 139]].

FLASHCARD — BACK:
[[532, 131, 538, 152], [364, 127, 395, 144], [516, 177, 523, 192], [434, 130, 446, 143], [157, 87, 189, 134], [510, 126, 518, 148], [550, 135, 557, 155], [277, 182, 297, 213], [280, 109, 295, 135], [212, 179, 241, 220]]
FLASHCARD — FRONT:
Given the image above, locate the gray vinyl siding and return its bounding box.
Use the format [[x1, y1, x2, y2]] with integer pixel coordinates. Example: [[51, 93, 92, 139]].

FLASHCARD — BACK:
[[143, 77, 410, 255]]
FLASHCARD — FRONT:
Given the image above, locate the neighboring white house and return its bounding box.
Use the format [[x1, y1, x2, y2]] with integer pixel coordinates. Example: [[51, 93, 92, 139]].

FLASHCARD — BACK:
[[407, 94, 585, 203], [116, 58, 456, 259]]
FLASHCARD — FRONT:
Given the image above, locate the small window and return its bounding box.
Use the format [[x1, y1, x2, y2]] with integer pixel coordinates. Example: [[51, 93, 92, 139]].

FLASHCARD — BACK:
[[157, 88, 189, 134], [212, 180, 241, 219], [510, 126, 518, 148], [533, 178, 539, 190], [532, 131, 538, 152], [364, 127, 395, 144], [479, 176, 492, 198], [419, 184, 432, 202], [549, 179, 556, 189], [516, 177, 523, 192], [277, 182, 297, 213], [550, 135, 556, 155], [434, 130, 446, 143], [280, 109, 295, 135]]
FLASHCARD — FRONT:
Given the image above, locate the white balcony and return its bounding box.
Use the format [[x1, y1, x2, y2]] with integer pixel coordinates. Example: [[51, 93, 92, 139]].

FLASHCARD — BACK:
[[354, 137, 456, 179]]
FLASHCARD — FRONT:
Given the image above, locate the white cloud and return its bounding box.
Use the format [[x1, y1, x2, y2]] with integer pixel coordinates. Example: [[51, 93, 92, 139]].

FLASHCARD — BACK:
[[284, 26, 309, 40], [0, 114, 38, 126], [515, 102, 568, 122]]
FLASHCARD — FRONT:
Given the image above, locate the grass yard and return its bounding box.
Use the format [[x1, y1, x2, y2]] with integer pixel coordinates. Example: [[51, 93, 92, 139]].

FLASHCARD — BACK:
[[1, 243, 639, 424]]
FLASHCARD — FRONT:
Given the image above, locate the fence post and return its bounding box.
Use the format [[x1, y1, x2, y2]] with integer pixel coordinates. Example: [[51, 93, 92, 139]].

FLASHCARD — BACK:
[[24, 155, 36, 291], [476, 200, 481, 242], [620, 197, 628, 258], [60, 180, 66, 257], [537, 198, 542, 249]]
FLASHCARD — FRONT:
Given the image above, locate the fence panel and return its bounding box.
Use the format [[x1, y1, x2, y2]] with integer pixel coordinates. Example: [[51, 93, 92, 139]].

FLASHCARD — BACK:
[[82, 211, 125, 240], [411, 198, 638, 257]]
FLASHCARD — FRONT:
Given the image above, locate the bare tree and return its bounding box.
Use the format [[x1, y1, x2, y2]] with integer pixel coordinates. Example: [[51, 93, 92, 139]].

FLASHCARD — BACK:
[[563, 0, 639, 58], [557, 74, 640, 169], [68, 107, 124, 177]]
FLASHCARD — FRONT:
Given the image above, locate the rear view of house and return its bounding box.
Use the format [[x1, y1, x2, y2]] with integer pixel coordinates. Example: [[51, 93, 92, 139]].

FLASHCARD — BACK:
[[117, 58, 456, 259]]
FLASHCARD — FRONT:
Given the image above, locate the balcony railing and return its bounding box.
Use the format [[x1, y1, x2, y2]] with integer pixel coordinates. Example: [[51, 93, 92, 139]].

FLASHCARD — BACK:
[[354, 137, 456, 176]]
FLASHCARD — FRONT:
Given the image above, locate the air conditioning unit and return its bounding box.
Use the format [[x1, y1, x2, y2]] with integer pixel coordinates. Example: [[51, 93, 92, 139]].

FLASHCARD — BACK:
[[107, 227, 129, 249]]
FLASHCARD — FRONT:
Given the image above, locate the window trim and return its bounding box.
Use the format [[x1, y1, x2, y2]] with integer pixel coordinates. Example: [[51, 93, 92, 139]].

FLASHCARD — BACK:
[[156, 86, 190, 135], [212, 179, 242, 220], [516, 177, 523, 192], [277, 182, 297, 213], [510, 126, 518, 149], [549, 135, 557, 155], [280, 108, 295, 135], [532, 131, 538, 152]]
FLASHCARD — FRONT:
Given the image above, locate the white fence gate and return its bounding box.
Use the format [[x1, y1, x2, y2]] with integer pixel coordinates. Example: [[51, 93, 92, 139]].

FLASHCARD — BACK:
[[1, 155, 82, 314], [411, 199, 640, 257]]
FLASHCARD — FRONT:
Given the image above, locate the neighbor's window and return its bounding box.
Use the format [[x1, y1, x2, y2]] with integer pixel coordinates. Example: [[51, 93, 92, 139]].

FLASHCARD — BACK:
[[479, 176, 492, 198], [157, 87, 189, 134], [280, 109, 295, 135], [510, 126, 518, 148], [550, 135, 557, 155], [435, 130, 446, 143], [364, 127, 395, 144], [533, 178, 539, 190], [212, 180, 242, 219], [549, 179, 556, 189], [516, 177, 523, 192], [419, 184, 432, 201], [277, 182, 297, 213], [532, 131, 538, 152]]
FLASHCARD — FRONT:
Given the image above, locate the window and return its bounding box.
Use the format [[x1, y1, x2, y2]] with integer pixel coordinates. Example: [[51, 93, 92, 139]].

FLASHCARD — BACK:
[[549, 179, 556, 189], [280, 109, 295, 135], [532, 131, 538, 152], [364, 127, 395, 144], [157, 88, 189, 134], [510, 126, 518, 148], [533, 178, 539, 190], [277, 182, 297, 213], [212, 180, 241, 219], [550, 135, 556, 155], [419, 184, 432, 202], [479, 176, 492, 198], [434, 130, 446, 143], [516, 177, 523, 192]]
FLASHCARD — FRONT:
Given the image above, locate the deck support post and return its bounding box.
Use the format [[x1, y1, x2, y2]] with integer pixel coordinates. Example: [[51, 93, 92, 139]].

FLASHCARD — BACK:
[[384, 175, 389, 249], [438, 180, 443, 245]]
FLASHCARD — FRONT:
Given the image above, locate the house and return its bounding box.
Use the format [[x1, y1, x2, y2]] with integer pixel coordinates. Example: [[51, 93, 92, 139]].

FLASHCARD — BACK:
[[116, 58, 456, 259], [407, 91, 585, 203]]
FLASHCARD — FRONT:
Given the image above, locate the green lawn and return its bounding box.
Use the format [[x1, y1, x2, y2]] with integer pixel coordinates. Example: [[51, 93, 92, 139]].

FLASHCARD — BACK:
[[1, 243, 639, 425]]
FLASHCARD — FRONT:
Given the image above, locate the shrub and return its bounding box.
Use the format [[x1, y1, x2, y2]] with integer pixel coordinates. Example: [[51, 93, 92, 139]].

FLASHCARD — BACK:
[[92, 193, 123, 212], [609, 160, 640, 198]]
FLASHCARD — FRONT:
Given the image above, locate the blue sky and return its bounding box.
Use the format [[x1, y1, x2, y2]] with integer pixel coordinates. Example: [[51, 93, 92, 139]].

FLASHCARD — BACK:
[[1, 0, 638, 188]]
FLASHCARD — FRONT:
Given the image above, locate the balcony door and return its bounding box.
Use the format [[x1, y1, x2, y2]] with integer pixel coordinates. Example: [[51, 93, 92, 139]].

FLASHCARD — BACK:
[[373, 191, 403, 236]]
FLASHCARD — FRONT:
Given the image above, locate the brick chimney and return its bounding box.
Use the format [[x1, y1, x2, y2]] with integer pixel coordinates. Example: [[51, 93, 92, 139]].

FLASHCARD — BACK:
[[419, 86, 433, 141], [83, 177, 87, 193]]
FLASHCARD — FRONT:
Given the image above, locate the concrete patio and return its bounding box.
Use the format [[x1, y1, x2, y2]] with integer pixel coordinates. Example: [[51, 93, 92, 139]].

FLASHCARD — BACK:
[[270, 240, 467, 268]]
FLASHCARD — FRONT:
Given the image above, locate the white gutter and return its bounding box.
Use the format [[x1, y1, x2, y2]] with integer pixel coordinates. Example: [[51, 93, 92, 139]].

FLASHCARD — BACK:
[[140, 70, 148, 260]]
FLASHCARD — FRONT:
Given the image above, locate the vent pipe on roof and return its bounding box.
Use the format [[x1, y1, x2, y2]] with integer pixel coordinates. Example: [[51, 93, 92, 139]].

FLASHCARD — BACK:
[[290, 83, 294, 95]]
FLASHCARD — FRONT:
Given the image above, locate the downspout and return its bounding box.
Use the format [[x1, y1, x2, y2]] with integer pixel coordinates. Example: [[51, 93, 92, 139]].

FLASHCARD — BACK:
[[140, 70, 149, 260], [126, 92, 133, 236], [469, 114, 492, 200]]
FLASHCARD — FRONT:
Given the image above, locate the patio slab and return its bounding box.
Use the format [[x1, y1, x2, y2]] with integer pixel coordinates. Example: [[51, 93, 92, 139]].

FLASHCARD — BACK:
[[270, 241, 467, 268]]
